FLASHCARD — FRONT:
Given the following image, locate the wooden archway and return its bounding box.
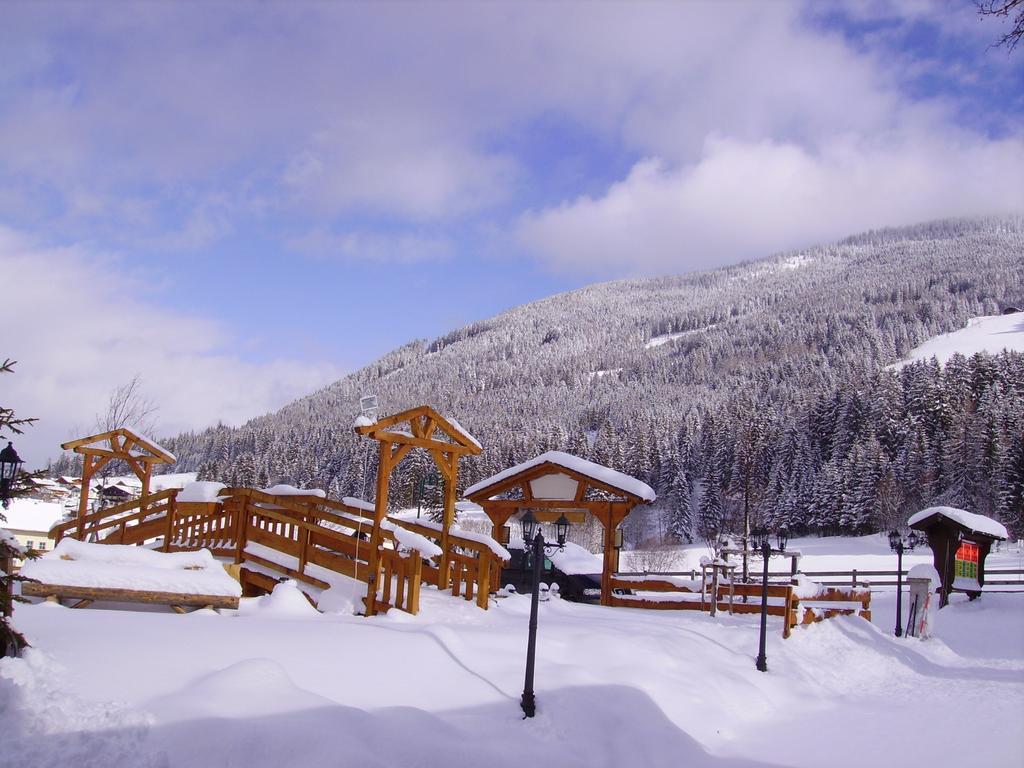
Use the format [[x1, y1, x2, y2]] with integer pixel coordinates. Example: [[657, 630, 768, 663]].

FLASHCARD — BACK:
[[464, 451, 654, 605], [62, 427, 176, 538], [354, 405, 482, 615]]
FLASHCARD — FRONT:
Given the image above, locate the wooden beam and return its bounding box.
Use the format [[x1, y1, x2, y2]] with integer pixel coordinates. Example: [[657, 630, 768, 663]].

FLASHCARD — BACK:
[[364, 441, 392, 616], [438, 451, 458, 591], [22, 582, 239, 610], [367, 430, 476, 455]]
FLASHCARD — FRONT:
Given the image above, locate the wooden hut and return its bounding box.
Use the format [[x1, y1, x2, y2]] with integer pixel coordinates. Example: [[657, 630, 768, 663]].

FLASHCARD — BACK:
[[464, 451, 655, 606], [908, 506, 1008, 607]]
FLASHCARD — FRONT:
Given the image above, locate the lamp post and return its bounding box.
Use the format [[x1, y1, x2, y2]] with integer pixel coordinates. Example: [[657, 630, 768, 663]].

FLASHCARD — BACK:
[[520, 509, 570, 719], [751, 527, 787, 672], [0, 442, 24, 510], [888, 529, 919, 637]]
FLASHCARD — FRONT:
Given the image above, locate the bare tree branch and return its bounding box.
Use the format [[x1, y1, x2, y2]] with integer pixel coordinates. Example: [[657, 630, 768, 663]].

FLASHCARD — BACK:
[[977, 0, 1024, 51]]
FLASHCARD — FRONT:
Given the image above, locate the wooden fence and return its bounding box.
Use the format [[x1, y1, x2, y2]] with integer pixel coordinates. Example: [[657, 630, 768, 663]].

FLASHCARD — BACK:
[[46, 487, 509, 615], [608, 573, 874, 638], [630, 568, 1024, 589], [389, 517, 507, 610]]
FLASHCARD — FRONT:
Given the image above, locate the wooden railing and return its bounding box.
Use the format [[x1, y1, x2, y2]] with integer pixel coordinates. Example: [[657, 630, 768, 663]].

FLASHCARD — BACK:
[[51, 489, 179, 548], [389, 517, 509, 610], [225, 487, 424, 614], [608, 573, 872, 638], [45, 487, 509, 615], [631, 567, 1024, 589]]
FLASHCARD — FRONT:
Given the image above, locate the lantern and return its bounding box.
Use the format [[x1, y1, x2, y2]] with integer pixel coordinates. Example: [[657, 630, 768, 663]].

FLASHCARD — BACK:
[[520, 509, 538, 543], [0, 441, 23, 509], [554, 513, 570, 547]]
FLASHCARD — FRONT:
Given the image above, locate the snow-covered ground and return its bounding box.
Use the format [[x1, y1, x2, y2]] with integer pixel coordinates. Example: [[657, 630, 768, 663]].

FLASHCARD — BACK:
[[890, 312, 1024, 369], [3, 538, 1023, 768]]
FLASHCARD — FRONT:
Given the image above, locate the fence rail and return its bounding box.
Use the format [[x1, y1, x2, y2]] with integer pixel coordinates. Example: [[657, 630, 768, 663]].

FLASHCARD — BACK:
[[630, 568, 1024, 589]]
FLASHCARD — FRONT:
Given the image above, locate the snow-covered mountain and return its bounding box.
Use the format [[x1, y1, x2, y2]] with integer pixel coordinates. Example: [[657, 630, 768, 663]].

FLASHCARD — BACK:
[[76, 216, 1024, 541]]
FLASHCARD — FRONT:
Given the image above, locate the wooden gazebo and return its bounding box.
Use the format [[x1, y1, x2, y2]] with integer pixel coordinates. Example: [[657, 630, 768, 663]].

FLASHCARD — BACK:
[[464, 451, 655, 605], [354, 405, 482, 615], [62, 427, 176, 536]]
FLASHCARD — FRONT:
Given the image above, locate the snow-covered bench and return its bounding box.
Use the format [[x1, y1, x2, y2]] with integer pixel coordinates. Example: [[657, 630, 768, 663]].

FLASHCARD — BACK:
[[20, 538, 241, 612]]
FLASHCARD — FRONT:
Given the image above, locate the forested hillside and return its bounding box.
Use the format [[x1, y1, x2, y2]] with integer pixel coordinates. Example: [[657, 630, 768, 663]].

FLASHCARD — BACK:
[[64, 217, 1024, 544]]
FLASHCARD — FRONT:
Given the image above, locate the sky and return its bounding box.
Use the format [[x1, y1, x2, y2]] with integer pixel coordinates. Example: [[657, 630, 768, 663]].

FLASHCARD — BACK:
[[2, 0, 1023, 466]]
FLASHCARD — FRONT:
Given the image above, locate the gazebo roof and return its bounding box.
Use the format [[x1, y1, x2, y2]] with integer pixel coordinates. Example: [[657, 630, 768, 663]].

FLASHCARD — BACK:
[[353, 405, 482, 455], [465, 450, 655, 503], [61, 425, 176, 464], [908, 506, 1008, 541]]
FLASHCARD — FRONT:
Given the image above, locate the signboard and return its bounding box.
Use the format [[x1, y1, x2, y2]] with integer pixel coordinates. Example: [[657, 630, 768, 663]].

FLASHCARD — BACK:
[[954, 540, 979, 581]]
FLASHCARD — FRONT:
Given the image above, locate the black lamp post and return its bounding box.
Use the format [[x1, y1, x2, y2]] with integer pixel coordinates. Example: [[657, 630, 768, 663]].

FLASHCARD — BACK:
[[751, 526, 789, 672], [520, 510, 569, 719], [0, 441, 24, 510], [751, 528, 774, 672], [888, 529, 919, 637]]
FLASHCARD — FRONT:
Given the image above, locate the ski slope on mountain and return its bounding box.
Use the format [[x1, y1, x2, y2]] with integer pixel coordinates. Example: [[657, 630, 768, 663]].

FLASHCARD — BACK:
[[891, 312, 1024, 369]]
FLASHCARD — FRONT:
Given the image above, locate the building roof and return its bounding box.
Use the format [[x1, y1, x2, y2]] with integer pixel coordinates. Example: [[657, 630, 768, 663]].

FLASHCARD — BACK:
[[464, 450, 656, 502], [0, 498, 66, 534], [908, 506, 1008, 541]]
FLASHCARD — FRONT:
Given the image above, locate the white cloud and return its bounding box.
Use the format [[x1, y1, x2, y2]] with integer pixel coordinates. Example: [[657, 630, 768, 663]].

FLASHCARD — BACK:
[[0, 228, 343, 467], [518, 132, 1024, 275], [0, 1, 1019, 272]]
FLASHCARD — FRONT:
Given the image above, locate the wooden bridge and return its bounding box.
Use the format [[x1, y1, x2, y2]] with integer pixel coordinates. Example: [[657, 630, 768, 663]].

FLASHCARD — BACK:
[[49, 485, 509, 616]]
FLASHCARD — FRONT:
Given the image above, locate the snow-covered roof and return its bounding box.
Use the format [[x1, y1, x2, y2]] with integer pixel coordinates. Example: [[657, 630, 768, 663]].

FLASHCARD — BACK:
[[464, 451, 656, 502], [122, 423, 177, 463], [548, 542, 603, 575], [0, 498, 66, 533], [907, 506, 1008, 540], [62, 425, 176, 463], [445, 415, 481, 450]]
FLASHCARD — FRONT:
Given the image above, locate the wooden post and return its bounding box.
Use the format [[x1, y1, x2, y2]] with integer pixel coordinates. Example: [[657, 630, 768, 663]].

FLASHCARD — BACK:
[[77, 456, 94, 540], [364, 442, 391, 616], [600, 502, 616, 606], [476, 552, 491, 610], [140, 461, 152, 518], [710, 564, 719, 617], [407, 553, 422, 615], [437, 451, 457, 591], [234, 494, 247, 564], [783, 585, 795, 638]]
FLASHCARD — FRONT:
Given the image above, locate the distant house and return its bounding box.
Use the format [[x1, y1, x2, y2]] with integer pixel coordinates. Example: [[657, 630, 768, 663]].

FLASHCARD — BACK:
[[1003, 306, 1021, 315], [22, 476, 72, 503], [0, 498, 66, 558]]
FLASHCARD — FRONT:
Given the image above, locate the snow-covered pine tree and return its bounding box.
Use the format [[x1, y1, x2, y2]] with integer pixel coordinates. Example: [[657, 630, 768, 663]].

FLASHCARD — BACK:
[[1, 359, 38, 657]]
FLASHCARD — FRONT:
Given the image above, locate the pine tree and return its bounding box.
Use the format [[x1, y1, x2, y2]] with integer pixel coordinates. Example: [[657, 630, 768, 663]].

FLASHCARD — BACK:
[[2, 359, 38, 657]]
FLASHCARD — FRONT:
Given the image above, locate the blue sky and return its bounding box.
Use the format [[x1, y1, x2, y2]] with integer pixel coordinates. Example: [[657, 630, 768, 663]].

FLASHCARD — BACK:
[[2, 1, 1022, 464]]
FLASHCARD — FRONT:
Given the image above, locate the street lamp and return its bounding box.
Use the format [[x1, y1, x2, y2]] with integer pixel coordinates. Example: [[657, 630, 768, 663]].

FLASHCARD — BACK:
[[751, 527, 782, 673], [520, 510, 570, 718], [0, 442, 24, 510], [888, 529, 920, 637]]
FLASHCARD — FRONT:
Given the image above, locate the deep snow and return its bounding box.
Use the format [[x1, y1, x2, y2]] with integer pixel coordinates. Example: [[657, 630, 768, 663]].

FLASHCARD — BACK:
[[3, 538, 1023, 768]]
